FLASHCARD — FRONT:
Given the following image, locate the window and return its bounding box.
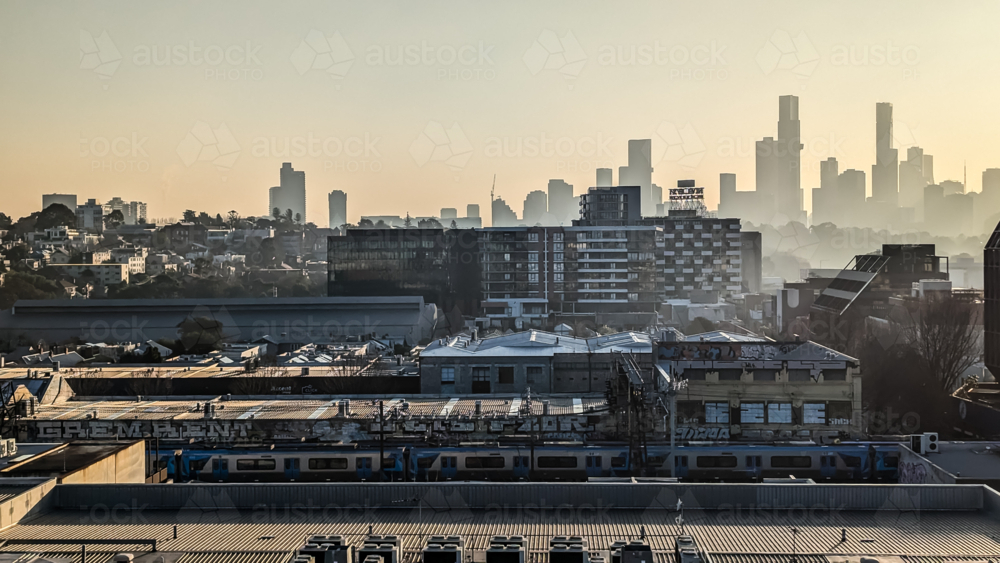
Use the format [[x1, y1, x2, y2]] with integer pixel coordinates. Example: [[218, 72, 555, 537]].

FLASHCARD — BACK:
[[417, 457, 435, 469], [309, 458, 348, 470], [697, 456, 737, 468], [803, 403, 826, 424], [529, 252, 538, 262], [537, 456, 578, 468], [740, 403, 765, 424], [441, 366, 455, 384], [472, 367, 490, 394], [771, 456, 812, 469], [527, 366, 542, 383], [465, 456, 505, 469], [498, 366, 514, 385], [528, 233, 539, 242], [356, 457, 371, 469], [767, 403, 792, 424], [705, 402, 729, 424], [236, 459, 276, 471], [528, 273, 538, 283]]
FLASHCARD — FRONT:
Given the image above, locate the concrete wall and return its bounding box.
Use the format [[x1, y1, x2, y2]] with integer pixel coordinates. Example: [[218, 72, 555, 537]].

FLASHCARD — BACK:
[[0, 478, 56, 530], [60, 440, 146, 484], [898, 445, 956, 485]]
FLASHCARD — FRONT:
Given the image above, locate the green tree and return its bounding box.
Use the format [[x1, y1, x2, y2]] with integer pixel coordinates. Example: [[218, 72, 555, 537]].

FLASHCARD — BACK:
[[103, 209, 125, 230], [35, 203, 77, 230], [182, 210, 197, 222]]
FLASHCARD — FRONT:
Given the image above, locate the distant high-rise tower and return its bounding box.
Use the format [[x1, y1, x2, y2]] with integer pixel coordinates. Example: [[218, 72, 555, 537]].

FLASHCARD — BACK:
[[547, 179, 574, 225], [522, 190, 548, 226], [596, 168, 613, 187], [898, 147, 928, 211], [440, 208, 458, 220], [467, 204, 480, 218], [491, 197, 517, 227], [872, 102, 899, 206], [756, 95, 803, 223], [328, 190, 347, 229], [618, 139, 653, 215], [269, 163, 306, 223]]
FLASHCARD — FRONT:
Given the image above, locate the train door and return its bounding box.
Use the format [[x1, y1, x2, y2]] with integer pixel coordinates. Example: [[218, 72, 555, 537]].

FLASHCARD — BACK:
[[673, 455, 689, 478], [512, 455, 530, 480], [284, 458, 301, 480], [585, 455, 603, 479], [356, 456, 373, 480], [413, 453, 435, 481], [745, 455, 763, 480], [211, 457, 229, 481], [819, 455, 837, 479], [441, 456, 458, 480]]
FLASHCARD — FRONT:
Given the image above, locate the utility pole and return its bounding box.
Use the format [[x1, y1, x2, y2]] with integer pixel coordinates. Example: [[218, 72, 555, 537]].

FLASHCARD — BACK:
[[379, 400, 385, 482]]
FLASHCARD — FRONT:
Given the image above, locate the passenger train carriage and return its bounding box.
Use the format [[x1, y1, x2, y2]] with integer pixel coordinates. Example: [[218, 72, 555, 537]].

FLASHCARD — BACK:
[[161, 443, 899, 483]]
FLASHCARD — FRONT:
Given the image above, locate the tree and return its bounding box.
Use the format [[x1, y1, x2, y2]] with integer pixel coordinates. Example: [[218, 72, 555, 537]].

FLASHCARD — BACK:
[[450, 220, 458, 229], [182, 210, 197, 223], [35, 204, 77, 230], [404, 212, 412, 228], [418, 218, 443, 229], [0, 213, 12, 229], [177, 316, 226, 354], [226, 210, 241, 229], [284, 209, 294, 224], [294, 212, 302, 225], [904, 296, 980, 392], [685, 316, 717, 335], [103, 209, 125, 230], [358, 218, 374, 228], [272, 208, 282, 221]]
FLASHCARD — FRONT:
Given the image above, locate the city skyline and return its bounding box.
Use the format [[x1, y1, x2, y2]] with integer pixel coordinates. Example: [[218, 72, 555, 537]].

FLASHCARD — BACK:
[[3, 1, 999, 223]]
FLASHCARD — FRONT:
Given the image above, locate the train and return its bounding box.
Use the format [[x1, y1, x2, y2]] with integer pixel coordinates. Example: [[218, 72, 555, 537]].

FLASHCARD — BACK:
[[157, 442, 900, 483]]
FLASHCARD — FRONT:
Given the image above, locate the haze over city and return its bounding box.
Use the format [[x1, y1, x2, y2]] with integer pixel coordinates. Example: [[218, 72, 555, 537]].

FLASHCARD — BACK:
[[3, 1, 999, 222]]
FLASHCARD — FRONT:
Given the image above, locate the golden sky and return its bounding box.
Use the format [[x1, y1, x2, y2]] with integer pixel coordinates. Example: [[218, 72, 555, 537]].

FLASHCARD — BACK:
[[0, 0, 995, 224]]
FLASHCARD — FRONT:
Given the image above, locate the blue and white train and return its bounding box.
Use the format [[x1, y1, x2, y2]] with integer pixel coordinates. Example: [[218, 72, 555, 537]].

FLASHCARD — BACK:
[[158, 442, 900, 483]]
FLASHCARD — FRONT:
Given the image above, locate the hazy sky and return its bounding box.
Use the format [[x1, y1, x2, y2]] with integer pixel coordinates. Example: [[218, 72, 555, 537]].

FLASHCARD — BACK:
[[1, 1, 996, 224]]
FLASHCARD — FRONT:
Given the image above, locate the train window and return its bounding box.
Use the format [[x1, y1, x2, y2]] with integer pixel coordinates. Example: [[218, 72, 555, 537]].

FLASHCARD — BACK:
[[842, 456, 861, 468], [537, 456, 578, 468], [884, 455, 899, 468], [309, 458, 348, 470], [189, 459, 208, 472], [771, 456, 812, 468], [647, 456, 665, 465], [586, 456, 602, 467], [611, 457, 627, 468], [357, 457, 372, 469], [465, 456, 505, 469], [696, 456, 737, 468], [417, 457, 435, 469], [382, 457, 396, 468], [236, 459, 276, 471]]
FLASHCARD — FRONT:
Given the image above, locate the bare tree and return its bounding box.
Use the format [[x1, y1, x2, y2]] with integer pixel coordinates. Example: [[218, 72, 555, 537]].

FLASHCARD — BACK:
[[903, 296, 980, 392]]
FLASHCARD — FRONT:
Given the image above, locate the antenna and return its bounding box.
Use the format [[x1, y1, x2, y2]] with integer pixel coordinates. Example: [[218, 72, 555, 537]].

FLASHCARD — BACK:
[[491, 174, 496, 201]]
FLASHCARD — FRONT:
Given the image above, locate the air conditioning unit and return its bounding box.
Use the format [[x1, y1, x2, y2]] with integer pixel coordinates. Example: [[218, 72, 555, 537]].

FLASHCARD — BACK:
[[910, 432, 939, 454]]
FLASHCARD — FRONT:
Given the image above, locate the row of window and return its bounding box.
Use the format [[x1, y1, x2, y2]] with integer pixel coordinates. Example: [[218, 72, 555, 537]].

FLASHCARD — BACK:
[[678, 401, 852, 425]]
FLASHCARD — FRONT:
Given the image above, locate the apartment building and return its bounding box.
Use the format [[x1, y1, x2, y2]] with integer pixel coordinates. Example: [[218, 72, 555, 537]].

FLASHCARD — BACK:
[[49, 264, 129, 286]]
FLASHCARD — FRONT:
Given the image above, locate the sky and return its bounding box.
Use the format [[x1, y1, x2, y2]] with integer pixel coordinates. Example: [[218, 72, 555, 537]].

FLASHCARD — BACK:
[[0, 0, 997, 225]]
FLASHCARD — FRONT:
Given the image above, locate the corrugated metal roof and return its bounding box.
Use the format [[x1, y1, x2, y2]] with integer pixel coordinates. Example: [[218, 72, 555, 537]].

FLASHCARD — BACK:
[[2, 506, 998, 557]]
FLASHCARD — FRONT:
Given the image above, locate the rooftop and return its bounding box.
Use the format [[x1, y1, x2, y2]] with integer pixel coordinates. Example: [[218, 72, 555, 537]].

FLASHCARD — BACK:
[[421, 330, 652, 358], [0, 482, 997, 560]]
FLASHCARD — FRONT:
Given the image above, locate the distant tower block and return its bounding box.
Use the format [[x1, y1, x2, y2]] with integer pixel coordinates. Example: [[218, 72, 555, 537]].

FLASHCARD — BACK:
[[467, 204, 480, 218], [441, 208, 458, 220], [596, 168, 612, 187]]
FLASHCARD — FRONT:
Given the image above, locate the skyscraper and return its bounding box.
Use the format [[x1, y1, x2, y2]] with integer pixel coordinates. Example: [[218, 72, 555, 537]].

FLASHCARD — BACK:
[[871, 102, 899, 206], [596, 168, 613, 187], [522, 190, 548, 226], [756, 95, 803, 223], [269, 163, 306, 223], [328, 190, 347, 229], [618, 139, 653, 215], [547, 179, 574, 225], [898, 147, 928, 213], [467, 204, 480, 218]]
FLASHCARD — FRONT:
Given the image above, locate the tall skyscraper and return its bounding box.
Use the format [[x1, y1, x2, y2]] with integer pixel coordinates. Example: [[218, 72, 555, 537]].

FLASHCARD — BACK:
[[837, 169, 867, 227], [983, 169, 1000, 196], [618, 139, 653, 215], [440, 208, 458, 220], [756, 95, 803, 223], [547, 179, 574, 225], [596, 168, 613, 187], [871, 102, 899, 206], [467, 204, 480, 218], [491, 197, 517, 227], [328, 190, 347, 229], [42, 193, 77, 212], [898, 147, 928, 211], [269, 163, 306, 222], [522, 190, 548, 226]]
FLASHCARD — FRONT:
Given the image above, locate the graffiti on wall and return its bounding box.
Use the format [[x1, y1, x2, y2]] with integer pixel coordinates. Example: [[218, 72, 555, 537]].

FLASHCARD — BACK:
[[898, 461, 929, 484], [657, 342, 807, 362]]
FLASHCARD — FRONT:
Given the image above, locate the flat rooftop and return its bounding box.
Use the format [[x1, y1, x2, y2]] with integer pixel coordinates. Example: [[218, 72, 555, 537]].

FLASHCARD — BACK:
[[918, 441, 1000, 480], [31, 396, 608, 421], [0, 482, 997, 559]]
